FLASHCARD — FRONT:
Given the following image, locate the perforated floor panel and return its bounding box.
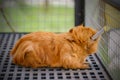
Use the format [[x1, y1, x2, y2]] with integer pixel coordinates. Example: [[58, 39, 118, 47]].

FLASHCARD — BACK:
[[0, 33, 111, 80]]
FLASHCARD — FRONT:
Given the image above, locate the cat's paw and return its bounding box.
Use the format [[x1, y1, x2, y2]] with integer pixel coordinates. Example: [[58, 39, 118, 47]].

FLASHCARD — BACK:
[[84, 61, 89, 65], [82, 64, 89, 69]]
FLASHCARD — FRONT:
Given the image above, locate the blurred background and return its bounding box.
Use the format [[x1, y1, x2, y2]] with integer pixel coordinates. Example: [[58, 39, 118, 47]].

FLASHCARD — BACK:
[[0, 0, 74, 32]]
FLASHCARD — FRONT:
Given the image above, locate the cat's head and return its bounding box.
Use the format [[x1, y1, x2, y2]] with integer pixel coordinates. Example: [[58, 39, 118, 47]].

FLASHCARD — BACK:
[[69, 25, 100, 54]]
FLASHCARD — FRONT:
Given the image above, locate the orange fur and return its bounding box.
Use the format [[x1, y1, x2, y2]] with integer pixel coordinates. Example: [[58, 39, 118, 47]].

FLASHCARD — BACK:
[[10, 25, 99, 69]]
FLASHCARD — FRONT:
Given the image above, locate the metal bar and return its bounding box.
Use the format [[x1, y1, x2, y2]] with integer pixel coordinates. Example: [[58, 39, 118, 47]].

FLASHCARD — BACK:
[[103, 0, 120, 10], [0, 8, 15, 32], [75, 0, 85, 26]]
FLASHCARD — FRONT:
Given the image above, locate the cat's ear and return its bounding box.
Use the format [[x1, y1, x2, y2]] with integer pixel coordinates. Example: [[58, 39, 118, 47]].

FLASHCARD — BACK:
[[79, 24, 84, 27], [69, 28, 73, 33]]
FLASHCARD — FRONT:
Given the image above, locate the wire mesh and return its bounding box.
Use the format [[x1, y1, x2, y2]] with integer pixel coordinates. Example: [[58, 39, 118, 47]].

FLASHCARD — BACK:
[[0, 0, 74, 32], [85, 0, 120, 80]]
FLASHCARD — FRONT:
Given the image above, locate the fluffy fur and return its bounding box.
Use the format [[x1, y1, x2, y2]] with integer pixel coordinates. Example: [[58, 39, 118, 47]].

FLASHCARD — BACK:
[[10, 25, 99, 69]]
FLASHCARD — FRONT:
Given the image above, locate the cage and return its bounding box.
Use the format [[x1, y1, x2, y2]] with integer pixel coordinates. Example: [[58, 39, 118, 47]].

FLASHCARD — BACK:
[[0, 0, 120, 80], [85, 0, 120, 80]]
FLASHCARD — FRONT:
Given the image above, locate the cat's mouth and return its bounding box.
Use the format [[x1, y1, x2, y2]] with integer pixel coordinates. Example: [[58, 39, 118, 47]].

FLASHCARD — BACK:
[[91, 28, 104, 41]]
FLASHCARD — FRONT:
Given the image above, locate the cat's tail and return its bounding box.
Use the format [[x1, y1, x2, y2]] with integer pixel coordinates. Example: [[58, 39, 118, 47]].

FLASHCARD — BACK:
[[10, 39, 41, 67]]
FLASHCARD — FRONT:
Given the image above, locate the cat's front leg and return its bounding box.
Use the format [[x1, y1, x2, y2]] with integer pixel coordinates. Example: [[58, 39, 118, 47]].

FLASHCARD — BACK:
[[61, 54, 89, 69]]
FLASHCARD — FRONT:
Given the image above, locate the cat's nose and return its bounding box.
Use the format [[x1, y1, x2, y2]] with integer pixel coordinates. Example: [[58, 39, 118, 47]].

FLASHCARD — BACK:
[[91, 28, 104, 40]]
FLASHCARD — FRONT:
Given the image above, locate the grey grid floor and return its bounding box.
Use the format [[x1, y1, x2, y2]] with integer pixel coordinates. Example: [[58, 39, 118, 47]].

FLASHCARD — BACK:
[[0, 33, 111, 80]]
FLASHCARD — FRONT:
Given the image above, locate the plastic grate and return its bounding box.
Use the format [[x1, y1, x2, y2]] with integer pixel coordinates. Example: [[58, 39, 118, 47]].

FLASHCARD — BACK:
[[0, 33, 111, 80]]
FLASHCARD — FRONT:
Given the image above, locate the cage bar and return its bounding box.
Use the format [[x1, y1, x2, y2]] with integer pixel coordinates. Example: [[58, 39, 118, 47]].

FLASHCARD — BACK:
[[75, 0, 85, 26]]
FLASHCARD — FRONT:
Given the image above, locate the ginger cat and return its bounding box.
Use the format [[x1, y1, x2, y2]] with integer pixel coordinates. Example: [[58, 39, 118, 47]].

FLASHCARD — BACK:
[[10, 25, 99, 69]]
